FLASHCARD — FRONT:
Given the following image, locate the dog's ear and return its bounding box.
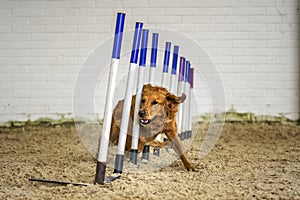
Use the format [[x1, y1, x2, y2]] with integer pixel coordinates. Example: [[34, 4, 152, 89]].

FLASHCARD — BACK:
[[142, 84, 152, 92], [178, 93, 186, 103], [166, 94, 181, 111]]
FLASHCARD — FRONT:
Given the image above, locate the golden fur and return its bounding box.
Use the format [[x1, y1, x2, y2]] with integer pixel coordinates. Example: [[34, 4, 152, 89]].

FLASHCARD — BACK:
[[109, 84, 195, 171]]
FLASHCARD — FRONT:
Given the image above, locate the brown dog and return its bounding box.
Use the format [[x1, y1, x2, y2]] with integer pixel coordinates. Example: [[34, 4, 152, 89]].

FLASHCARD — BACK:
[[109, 84, 195, 171]]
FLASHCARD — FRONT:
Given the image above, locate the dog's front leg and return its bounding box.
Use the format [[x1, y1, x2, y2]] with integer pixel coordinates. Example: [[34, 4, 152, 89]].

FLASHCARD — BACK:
[[166, 132, 196, 171]]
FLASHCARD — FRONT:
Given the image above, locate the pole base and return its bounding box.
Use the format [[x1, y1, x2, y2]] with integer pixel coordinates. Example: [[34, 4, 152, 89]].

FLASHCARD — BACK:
[[130, 149, 138, 164], [153, 148, 160, 156], [95, 161, 106, 185], [142, 145, 150, 160], [113, 154, 124, 174]]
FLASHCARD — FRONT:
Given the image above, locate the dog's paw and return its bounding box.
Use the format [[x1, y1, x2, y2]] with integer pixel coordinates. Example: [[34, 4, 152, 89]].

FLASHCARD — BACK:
[[185, 163, 197, 172]]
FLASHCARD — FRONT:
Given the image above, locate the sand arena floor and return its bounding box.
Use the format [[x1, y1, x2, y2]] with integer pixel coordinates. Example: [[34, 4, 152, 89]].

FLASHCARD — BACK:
[[0, 122, 299, 199]]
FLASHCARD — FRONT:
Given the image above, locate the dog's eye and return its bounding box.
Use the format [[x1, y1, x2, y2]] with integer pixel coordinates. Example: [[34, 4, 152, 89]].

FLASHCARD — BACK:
[[151, 100, 158, 105], [141, 99, 145, 104]]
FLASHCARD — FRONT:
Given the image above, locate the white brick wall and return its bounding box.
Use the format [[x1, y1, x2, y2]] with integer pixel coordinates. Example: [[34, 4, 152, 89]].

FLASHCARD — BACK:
[[0, 0, 299, 123]]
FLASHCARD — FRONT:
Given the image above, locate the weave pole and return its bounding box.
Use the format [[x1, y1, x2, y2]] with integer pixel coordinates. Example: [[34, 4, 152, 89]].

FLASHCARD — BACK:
[[152, 41, 171, 156], [112, 22, 143, 176], [170, 45, 179, 94], [187, 68, 194, 138], [177, 57, 185, 138], [130, 29, 149, 164], [142, 33, 158, 161], [149, 33, 159, 84], [161, 42, 171, 87], [181, 60, 190, 139], [95, 13, 125, 185]]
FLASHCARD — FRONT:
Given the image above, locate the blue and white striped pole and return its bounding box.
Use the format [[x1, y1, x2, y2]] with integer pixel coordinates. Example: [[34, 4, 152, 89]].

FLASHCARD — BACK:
[[130, 29, 149, 164], [149, 33, 159, 84], [187, 68, 194, 139], [153, 41, 171, 156], [170, 45, 179, 94], [95, 13, 125, 185], [161, 42, 171, 87], [113, 22, 143, 175], [142, 32, 158, 161], [177, 57, 185, 139], [181, 60, 190, 139]]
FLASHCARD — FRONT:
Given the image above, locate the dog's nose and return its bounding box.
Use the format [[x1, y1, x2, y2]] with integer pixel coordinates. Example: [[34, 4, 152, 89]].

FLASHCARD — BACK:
[[138, 110, 146, 117]]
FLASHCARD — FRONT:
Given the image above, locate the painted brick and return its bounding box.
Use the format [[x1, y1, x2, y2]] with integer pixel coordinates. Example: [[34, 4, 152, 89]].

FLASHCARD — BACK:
[[231, 7, 265, 15], [130, 8, 164, 16], [95, 16, 115, 24], [12, 25, 44, 33], [249, 16, 283, 23], [0, 33, 29, 41], [78, 25, 111, 32], [0, 25, 10, 33], [120, 0, 149, 8], [181, 16, 215, 24], [149, 0, 183, 7], [95, 0, 122, 8], [0, 17, 29, 25], [182, 0, 207, 8], [29, 33, 63, 41], [249, 0, 276, 7], [11, 1, 62, 9], [44, 8, 77, 16], [30, 17, 63, 25], [214, 32, 248, 40], [63, 17, 96, 25], [0, 0, 298, 122], [62, 1, 95, 8], [197, 24, 233, 32], [248, 32, 282, 40], [0, 1, 11, 8], [0, 41, 45, 49], [12, 9, 44, 16], [45, 25, 78, 33], [215, 16, 249, 24], [233, 56, 266, 64], [77, 8, 113, 16], [165, 8, 198, 16], [148, 16, 181, 24]]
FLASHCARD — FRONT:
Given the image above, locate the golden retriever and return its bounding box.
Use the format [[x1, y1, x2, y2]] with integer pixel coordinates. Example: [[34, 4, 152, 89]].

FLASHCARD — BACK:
[[109, 84, 195, 171]]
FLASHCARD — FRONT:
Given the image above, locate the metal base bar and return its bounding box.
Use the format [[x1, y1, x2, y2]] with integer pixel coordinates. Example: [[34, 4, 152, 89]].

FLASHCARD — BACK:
[[104, 173, 121, 183], [29, 178, 89, 187]]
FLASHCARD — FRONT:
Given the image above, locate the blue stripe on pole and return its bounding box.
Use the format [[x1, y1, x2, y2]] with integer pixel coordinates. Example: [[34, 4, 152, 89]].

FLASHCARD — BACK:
[[171, 45, 179, 74], [112, 13, 125, 59], [139, 29, 149, 67], [185, 61, 190, 82], [130, 22, 143, 64], [163, 42, 171, 73], [178, 57, 185, 82], [150, 33, 159, 67]]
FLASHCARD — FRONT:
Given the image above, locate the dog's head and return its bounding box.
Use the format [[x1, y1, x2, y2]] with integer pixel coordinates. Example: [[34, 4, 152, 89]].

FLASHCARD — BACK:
[[138, 84, 186, 128]]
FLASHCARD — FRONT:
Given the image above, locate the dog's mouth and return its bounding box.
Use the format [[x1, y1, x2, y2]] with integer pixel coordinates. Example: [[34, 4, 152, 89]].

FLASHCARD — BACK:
[[139, 116, 157, 127]]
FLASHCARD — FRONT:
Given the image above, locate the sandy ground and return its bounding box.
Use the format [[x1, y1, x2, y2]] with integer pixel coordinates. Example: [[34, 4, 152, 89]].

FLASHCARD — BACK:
[[0, 122, 299, 199]]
